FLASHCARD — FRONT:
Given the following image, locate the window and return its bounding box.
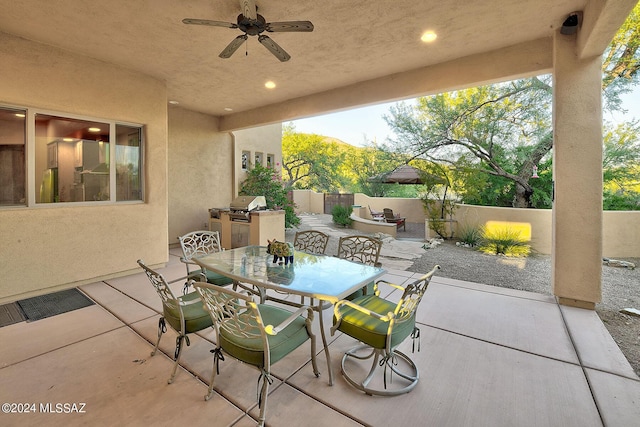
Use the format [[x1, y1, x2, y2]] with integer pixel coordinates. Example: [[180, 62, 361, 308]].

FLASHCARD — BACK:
[[266, 154, 274, 167], [0, 108, 26, 206], [255, 151, 263, 166], [0, 106, 143, 206], [242, 150, 250, 170]]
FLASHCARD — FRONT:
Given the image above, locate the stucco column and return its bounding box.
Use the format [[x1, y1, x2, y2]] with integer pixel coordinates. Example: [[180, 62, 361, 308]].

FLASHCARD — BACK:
[[551, 32, 603, 309]]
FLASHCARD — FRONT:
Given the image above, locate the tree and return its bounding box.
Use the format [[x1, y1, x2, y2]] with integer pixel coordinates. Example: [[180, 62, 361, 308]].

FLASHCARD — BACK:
[[239, 163, 300, 228], [384, 4, 640, 208]]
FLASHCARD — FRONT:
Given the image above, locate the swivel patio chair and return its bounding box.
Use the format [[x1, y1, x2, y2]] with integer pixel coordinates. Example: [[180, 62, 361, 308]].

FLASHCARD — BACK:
[[337, 235, 382, 300], [194, 282, 319, 427], [137, 259, 213, 384], [293, 229, 329, 254], [178, 230, 233, 288], [331, 265, 440, 396], [383, 208, 406, 231]]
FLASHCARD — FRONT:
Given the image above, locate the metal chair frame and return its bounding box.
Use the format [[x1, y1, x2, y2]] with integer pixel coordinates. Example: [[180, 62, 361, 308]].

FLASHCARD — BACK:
[[337, 235, 382, 268], [331, 265, 440, 396], [195, 282, 319, 426], [178, 230, 224, 278], [137, 259, 213, 384], [293, 230, 329, 254]]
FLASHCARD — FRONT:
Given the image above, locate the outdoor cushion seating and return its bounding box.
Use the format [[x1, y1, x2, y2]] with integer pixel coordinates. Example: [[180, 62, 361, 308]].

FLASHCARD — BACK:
[[293, 229, 329, 254], [383, 208, 406, 231], [194, 282, 319, 427], [137, 259, 213, 384], [331, 265, 440, 396], [368, 205, 385, 221], [178, 230, 233, 287], [337, 235, 382, 300]]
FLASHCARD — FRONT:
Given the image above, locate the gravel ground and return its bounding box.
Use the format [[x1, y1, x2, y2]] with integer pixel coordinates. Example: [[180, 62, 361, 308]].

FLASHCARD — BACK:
[[286, 215, 640, 377], [408, 240, 640, 377]]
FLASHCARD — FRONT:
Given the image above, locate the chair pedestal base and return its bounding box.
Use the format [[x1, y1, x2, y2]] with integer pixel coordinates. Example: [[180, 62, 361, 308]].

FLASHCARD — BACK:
[[340, 344, 419, 396]]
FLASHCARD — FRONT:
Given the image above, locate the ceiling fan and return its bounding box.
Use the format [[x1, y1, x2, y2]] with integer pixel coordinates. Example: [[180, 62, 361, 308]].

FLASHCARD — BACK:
[[183, 0, 314, 62]]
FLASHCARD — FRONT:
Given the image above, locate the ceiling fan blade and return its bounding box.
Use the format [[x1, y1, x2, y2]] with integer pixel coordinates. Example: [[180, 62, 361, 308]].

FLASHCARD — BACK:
[[266, 21, 314, 32], [219, 35, 248, 59], [258, 35, 291, 62], [239, 0, 257, 20], [182, 18, 238, 29]]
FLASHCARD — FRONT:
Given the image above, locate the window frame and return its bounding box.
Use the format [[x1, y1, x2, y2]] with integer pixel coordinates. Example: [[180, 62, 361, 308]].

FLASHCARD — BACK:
[[0, 104, 145, 208]]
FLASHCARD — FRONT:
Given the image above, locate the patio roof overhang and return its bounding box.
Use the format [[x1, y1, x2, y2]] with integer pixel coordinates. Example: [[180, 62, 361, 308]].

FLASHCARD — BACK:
[[0, 0, 635, 130]]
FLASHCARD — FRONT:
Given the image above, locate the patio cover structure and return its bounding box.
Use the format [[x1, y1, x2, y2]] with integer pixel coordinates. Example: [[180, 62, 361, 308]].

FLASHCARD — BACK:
[[0, 2, 638, 308]]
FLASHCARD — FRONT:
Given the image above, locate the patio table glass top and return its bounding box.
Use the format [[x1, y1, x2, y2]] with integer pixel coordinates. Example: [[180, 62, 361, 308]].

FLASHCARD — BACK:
[[194, 245, 385, 303]]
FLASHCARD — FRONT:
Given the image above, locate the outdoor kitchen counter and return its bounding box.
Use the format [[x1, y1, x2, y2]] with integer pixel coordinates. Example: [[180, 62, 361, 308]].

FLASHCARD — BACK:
[[209, 210, 285, 249]]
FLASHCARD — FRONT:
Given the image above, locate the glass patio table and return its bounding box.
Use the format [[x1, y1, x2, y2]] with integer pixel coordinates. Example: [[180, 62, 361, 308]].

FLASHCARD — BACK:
[[193, 245, 386, 385]]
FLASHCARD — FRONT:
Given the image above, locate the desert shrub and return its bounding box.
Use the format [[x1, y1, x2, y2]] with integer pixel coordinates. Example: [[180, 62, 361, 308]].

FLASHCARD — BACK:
[[478, 225, 530, 257], [331, 205, 353, 227], [457, 224, 483, 247]]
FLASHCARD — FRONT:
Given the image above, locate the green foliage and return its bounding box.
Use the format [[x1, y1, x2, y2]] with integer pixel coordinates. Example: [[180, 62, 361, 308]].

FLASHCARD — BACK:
[[457, 224, 483, 247], [331, 204, 353, 227], [478, 226, 530, 257], [239, 164, 300, 228]]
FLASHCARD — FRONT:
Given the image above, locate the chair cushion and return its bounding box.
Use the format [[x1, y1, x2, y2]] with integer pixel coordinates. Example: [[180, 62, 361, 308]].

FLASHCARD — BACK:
[[219, 304, 309, 368], [163, 291, 213, 333], [189, 268, 234, 286], [335, 294, 415, 350]]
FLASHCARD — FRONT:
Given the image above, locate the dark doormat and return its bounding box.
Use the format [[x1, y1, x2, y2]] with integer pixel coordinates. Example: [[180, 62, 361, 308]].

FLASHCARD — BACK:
[[0, 302, 27, 327], [17, 288, 94, 322]]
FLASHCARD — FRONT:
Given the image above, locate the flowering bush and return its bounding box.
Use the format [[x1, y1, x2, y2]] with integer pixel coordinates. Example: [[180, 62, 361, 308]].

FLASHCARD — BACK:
[[239, 163, 300, 228]]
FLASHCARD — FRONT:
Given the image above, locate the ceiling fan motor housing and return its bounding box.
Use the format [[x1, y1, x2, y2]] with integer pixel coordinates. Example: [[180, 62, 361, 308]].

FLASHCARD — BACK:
[[237, 13, 266, 36]]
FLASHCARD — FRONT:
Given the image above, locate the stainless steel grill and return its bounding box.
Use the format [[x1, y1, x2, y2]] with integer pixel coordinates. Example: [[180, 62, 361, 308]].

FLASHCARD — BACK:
[[227, 195, 267, 222]]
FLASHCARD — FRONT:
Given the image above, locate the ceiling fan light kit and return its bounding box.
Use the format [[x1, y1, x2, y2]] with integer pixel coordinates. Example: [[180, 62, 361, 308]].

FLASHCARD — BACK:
[[183, 0, 313, 62]]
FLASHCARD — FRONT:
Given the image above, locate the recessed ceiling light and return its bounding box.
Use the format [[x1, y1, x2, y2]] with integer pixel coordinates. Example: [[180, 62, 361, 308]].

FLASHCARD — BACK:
[[265, 81, 276, 89], [168, 100, 179, 105], [224, 107, 233, 112], [421, 31, 437, 43], [15, 113, 25, 118], [88, 127, 101, 132]]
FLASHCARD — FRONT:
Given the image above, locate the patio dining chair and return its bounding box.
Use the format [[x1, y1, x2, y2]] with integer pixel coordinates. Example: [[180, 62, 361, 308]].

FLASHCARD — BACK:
[[194, 282, 320, 427], [337, 235, 382, 300], [137, 259, 213, 384], [178, 230, 234, 288], [383, 208, 406, 231], [331, 265, 440, 396], [293, 229, 329, 254]]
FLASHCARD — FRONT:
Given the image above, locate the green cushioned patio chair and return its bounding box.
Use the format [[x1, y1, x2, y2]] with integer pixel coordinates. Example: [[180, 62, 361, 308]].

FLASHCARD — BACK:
[[331, 265, 440, 396], [337, 235, 382, 300], [178, 230, 234, 287], [137, 259, 213, 384], [194, 282, 320, 427], [293, 229, 330, 254]]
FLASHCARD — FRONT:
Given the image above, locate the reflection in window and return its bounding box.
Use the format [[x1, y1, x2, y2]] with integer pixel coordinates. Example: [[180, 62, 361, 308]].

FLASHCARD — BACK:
[[255, 152, 263, 166], [0, 108, 26, 206], [36, 114, 110, 203], [116, 125, 143, 201]]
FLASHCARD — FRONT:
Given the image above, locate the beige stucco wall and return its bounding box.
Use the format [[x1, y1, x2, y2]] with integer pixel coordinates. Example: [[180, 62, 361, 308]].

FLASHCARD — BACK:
[[0, 32, 168, 303], [167, 108, 234, 244], [232, 124, 283, 196]]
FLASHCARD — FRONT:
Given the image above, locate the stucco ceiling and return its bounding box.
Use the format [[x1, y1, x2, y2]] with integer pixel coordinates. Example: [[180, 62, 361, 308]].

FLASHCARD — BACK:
[[0, 0, 633, 129]]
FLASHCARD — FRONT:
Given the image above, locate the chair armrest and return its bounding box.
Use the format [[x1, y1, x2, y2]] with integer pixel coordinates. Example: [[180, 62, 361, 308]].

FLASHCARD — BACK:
[[374, 279, 405, 294], [263, 305, 312, 335], [179, 257, 199, 266], [331, 299, 394, 335]]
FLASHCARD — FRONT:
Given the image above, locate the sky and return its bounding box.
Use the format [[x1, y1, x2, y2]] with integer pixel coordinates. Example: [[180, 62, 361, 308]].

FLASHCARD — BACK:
[[291, 87, 640, 147]]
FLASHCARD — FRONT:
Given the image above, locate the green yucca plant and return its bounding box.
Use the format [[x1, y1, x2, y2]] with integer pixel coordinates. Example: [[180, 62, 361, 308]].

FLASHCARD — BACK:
[[457, 224, 483, 247], [478, 225, 530, 257]]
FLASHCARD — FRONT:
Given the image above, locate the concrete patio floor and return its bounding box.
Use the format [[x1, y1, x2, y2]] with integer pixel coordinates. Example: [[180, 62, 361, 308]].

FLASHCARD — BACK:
[[1, 248, 639, 426]]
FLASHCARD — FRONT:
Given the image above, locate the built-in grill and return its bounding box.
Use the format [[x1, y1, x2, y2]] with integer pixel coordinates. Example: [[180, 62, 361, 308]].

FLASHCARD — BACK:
[[226, 195, 267, 222]]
